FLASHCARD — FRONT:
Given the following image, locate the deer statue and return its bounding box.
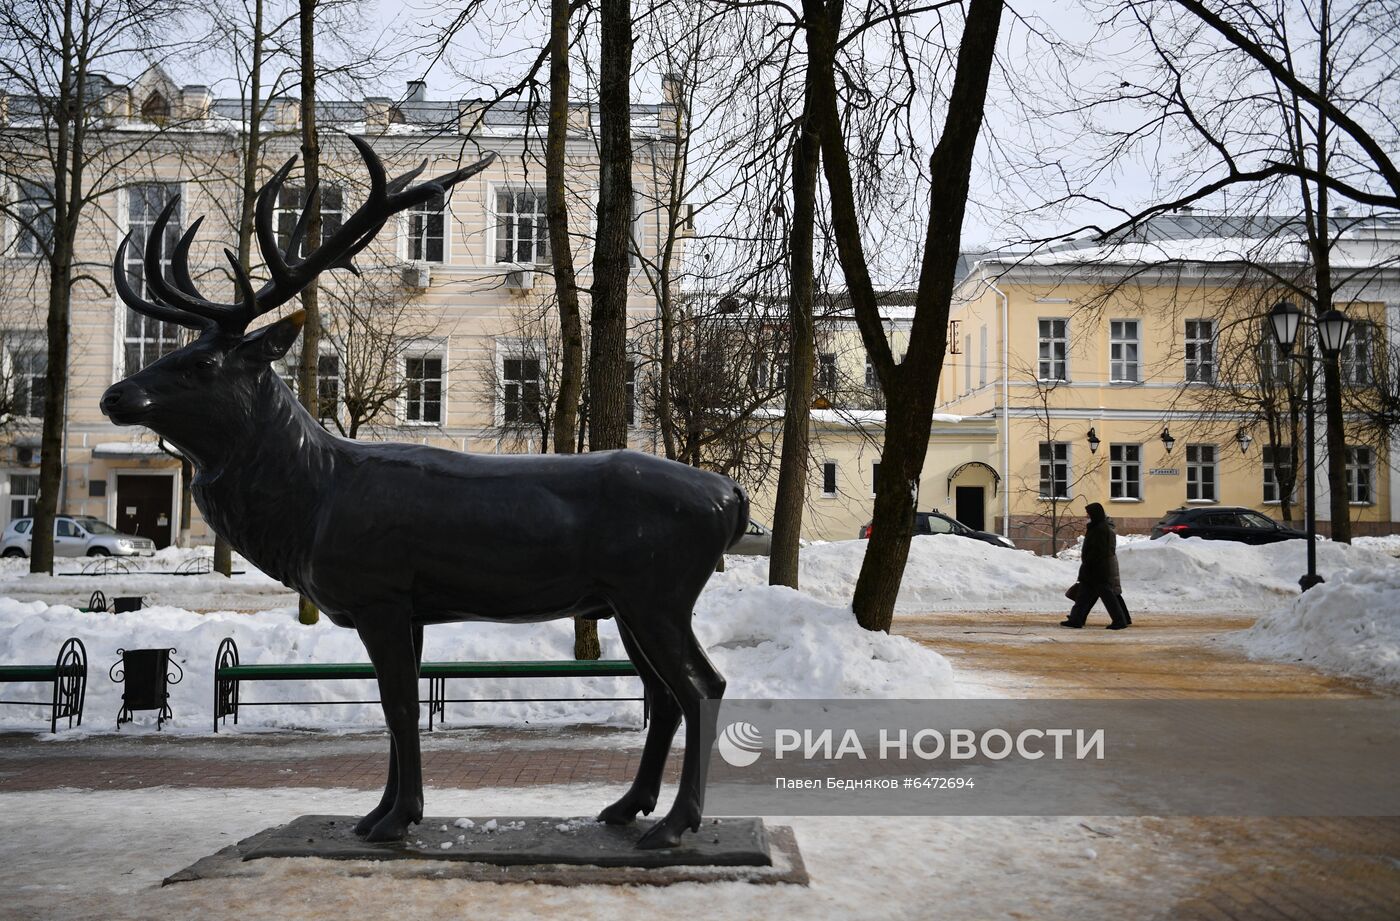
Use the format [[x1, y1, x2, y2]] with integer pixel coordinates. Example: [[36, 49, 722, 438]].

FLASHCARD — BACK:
[[101, 136, 745, 849]]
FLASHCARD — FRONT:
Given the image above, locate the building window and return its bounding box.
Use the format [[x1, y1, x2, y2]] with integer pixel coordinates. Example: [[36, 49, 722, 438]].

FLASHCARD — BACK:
[[1186, 444, 1217, 501], [10, 344, 45, 418], [822, 461, 837, 497], [1262, 444, 1294, 504], [1345, 446, 1373, 504], [14, 180, 54, 257], [1340, 321, 1371, 385], [1039, 442, 1070, 499], [275, 183, 344, 255], [963, 334, 973, 390], [495, 188, 548, 264], [817, 353, 837, 390], [8, 473, 38, 520], [864, 354, 877, 388], [316, 353, 340, 418], [123, 183, 185, 375], [404, 354, 443, 424], [978, 324, 988, 387], [501, 356, 541, 425], [407, 191, 445, 263], [1185, 320, 1215, 383], [1110, 320, 1140, 382], [625, 358, 638, 426], [1259, 330, 1291, 385], [871, 462, 880, 497], [1109, 444, 1140, 500], [1037, 319, 1068, 381]]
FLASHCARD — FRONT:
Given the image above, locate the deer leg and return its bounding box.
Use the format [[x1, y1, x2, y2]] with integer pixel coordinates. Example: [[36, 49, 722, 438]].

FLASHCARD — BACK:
[[623, 625, 726, 850], [598, 621, 681, 826], [354, 623, 423, 838], [357, 618, 424, 843]]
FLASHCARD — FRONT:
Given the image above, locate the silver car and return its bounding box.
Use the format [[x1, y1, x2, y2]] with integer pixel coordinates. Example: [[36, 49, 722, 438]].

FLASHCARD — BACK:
[[729, 520, 773, 556], [0, 515, 157, 558]]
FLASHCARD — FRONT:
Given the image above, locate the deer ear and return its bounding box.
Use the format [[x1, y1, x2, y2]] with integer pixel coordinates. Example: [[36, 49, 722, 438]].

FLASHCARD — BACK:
[[239, 310, 306, 362]]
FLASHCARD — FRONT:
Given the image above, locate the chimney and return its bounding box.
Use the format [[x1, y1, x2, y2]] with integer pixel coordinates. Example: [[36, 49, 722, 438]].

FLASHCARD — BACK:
[[659, 72, 685, 139], [364, 95, 394, 129], [179, 85, 212, 120], [275, 98, 300, 130], [458, 98, 485, 135], [406, 80, 427, 103]]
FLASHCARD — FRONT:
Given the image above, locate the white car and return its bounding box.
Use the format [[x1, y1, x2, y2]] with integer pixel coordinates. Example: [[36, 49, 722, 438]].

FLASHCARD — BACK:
[[0, 516, 157, 558]]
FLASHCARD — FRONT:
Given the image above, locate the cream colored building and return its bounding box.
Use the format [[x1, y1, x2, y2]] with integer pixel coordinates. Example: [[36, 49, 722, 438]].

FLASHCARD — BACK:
[[1, 68, 680, 547], [937, 216, 1400, 551]]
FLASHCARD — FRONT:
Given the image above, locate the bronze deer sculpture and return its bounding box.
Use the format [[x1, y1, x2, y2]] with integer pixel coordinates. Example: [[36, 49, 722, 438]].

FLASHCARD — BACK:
[[101, 137, 745, 848]]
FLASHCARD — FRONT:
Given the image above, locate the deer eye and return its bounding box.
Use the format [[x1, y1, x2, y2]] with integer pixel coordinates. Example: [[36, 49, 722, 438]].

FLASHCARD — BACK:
[[194, 356, 218, 371]]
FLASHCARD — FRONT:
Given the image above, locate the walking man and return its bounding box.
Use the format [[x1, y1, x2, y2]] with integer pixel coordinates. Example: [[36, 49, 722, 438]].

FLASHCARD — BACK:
[[1061, 502, 1131, 630]]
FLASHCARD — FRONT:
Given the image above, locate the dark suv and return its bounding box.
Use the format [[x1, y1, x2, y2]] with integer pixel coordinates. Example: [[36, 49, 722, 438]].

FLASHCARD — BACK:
[[859, 511, 1015, 549], [1150, 507, 1305, 544]]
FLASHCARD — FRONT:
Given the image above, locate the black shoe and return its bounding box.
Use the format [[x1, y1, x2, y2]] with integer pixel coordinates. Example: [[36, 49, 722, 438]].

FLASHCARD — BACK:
[[1059, 620, 1083, 628], [1106, 623, 1128, 630]]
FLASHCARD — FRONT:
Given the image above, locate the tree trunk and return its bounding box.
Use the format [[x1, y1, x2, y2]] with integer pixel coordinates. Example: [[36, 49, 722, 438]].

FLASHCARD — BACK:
[[807, 0, 1004, 632], [768, 91, 820, 589], [544, 0, 598, 660], [588, 0, 633, 455], [297, 0, 321, 624]]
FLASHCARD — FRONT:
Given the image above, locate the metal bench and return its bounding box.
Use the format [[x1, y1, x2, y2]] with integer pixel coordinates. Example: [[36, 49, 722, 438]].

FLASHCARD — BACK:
[[0, 638, 88, 732], [213, 637, 645, 732]]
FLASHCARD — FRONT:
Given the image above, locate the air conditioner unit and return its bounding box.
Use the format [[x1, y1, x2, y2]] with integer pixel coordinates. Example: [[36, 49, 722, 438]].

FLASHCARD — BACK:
[[505, 269, 534, 293], [16, 447, 39, 466], [401, 263, 431, 289]]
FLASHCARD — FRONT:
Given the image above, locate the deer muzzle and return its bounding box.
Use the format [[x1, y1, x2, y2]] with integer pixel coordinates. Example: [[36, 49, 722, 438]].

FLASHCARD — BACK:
[[100, 382, 151, 425]]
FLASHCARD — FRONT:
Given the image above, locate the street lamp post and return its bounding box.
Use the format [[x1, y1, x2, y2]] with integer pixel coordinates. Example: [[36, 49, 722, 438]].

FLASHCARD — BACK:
[[1268, 300, 1352, 592]]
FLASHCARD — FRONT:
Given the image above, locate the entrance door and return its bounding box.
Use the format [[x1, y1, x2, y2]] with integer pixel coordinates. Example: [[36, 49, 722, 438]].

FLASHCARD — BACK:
[[115, 475, 173, 548], [955, 486, 985, 532]]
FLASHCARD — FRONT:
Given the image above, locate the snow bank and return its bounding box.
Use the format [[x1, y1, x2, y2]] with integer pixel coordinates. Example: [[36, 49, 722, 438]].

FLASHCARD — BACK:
[[0, 572, 956, 734], [1233, 563, 1400, 687], [724, 533, 1400, 614]]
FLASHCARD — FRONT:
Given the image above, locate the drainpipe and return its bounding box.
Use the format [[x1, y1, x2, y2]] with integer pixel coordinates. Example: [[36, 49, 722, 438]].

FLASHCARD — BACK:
[[983, 265, 1011, 539]]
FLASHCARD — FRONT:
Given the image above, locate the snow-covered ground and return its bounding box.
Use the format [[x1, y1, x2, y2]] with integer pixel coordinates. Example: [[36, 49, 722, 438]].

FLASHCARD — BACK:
[[0, 785, 1217, 921]]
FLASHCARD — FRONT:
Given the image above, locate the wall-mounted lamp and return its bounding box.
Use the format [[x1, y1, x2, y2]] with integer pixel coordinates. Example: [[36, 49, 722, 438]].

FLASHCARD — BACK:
[[1236, 427, 1253, 454], [1086, 427, 1101, 454], [1160, 427, 1175, 454]]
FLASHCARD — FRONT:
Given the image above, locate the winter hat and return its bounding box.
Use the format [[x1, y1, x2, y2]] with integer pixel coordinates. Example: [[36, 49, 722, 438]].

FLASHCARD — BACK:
[[1085, 502, 1107, 522]]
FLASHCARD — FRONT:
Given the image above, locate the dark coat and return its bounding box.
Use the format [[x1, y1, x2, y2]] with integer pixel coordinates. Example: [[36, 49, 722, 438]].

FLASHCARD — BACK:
[[1077, 503, 1121, 593]]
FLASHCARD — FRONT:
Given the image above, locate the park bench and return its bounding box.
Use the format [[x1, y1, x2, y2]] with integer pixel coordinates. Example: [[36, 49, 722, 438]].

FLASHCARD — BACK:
[[0, 637, 88, 732], [213, 637, 646, 733]]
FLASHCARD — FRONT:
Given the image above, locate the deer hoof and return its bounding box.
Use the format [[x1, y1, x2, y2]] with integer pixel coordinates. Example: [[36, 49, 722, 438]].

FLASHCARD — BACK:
[[365, 813, 413, 843], [598, 790, 657, 826], [634, 817, 687, 850], [353, 806, 390, 838]]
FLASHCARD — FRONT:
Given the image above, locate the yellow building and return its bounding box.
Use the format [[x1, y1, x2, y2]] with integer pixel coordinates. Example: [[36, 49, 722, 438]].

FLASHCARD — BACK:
[[937, 217, 1400, 551]]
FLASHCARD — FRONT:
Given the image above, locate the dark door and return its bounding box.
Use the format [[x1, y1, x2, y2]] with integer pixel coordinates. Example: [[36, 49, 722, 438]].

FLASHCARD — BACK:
[[955, 486, 985, 531], [116, 475, 173, 548]]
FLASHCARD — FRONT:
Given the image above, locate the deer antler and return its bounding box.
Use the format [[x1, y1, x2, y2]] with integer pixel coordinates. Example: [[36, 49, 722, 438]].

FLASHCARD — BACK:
[[115, 136, 496, 333]]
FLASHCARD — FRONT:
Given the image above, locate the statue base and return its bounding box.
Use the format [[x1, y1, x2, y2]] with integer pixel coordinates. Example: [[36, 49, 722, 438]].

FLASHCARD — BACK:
[[165, 815, 807, 887]]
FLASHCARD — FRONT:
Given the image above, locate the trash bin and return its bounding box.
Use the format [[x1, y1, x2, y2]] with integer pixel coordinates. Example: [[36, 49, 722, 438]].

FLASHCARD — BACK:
[[110, 647, 183, 730], [112, 596, 143, 613]]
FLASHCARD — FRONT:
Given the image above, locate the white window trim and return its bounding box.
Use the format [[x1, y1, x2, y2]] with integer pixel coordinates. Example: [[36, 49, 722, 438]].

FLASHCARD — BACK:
[[1037, 317, 1070, 382], [7, 178, 54, 261], [114, 180, 186, 382], [1108, 442, 1142, 501], [1109, 319, 1141, 384], [487, 182, 550, 269], [821, 460, 838, 498], [493, 337, 546, 428], [1345, 446, 1375, 506], [398, 191, 452, 265], [1038, 441, 1071, 500], [1185, 443, 1218, 503], [1184, 319, 1217, 385], [399, 342, 448, 427]]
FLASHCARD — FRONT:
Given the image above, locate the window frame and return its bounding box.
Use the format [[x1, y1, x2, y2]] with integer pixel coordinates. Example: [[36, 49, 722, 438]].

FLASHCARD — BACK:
[[273, 182, 345, 257], [821, 461, 837, 497], [1108, 443, 1141, 500], [121, 181, 186, 377], [7, 336, 46, 419], [12, 179, 54, 258], [817, 352, 838, 391], [1345, 445, 1374, 505], [1340, 321, 1372, 386], [1109, 319, 1140, 383], [402, 350, 446, 426], [491, 185, 550, 266], [404, 190, 448, 264], [1037, 318, 1069, 382], [1186, 443, 1218, 502], [1038, 441, 1070, 500], [1261, 444, 1295, 505], [1185, 319, 1216, 384]]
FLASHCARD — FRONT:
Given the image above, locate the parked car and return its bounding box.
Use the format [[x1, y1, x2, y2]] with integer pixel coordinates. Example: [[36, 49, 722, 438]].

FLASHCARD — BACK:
[[0, 516, 157, 558], [859, 510, 1015, 549], [1150, 507, 1305, 544], [729, 519, 773, 556]]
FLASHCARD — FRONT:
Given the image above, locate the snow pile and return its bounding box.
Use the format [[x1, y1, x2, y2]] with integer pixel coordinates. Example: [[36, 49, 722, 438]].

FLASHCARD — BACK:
[[724, 533, 1400, 614], [1234, 563, 1400, 686], [0, 572, 957, 733]]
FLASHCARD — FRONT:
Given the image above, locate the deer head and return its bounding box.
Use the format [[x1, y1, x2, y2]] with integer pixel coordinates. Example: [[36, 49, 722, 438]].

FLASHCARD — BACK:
[[101, 137, 493, 459]]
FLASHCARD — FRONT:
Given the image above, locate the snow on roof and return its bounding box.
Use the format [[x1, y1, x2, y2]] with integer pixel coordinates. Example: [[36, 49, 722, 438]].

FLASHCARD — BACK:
[[92, 442, 173, 457], [748, 408, 964, 426]]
